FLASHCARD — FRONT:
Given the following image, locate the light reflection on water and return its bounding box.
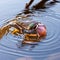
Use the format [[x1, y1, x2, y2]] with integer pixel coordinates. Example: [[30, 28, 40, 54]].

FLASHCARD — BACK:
[[0, 0, 60, 60]]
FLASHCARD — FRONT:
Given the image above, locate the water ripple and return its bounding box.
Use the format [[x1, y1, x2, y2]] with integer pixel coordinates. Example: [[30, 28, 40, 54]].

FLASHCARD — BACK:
[[0, 9, 60, 58]]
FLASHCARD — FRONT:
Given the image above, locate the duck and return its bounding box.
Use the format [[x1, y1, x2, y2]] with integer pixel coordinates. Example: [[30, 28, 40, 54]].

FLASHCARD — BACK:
[[0, 20, 46, 45]]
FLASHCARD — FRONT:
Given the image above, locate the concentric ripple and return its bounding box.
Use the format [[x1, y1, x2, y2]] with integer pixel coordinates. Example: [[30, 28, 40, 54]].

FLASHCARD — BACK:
[[0, 9, 60, 59]]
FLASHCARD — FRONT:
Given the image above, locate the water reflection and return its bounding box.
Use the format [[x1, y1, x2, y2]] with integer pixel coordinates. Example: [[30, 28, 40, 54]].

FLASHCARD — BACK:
[[45, 52, 60, 60], [16, 57, 33, 60]]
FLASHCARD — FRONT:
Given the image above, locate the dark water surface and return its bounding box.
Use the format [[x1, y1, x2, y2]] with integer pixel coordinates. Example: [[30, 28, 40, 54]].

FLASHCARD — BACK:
[[0, 0, 60, 60]]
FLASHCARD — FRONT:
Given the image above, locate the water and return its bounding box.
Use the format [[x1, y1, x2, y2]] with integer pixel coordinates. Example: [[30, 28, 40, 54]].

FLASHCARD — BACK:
[[0, 0, 60, 60]]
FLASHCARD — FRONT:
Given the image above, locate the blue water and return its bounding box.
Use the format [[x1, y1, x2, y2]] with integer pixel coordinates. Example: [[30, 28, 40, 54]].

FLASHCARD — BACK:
[[0, 0, 60, 60]]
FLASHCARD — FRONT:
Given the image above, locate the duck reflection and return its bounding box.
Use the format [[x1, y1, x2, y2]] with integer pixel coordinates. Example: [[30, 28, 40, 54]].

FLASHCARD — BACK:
[[18, 0, 60, 15], [25, 0, 60, 9]]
